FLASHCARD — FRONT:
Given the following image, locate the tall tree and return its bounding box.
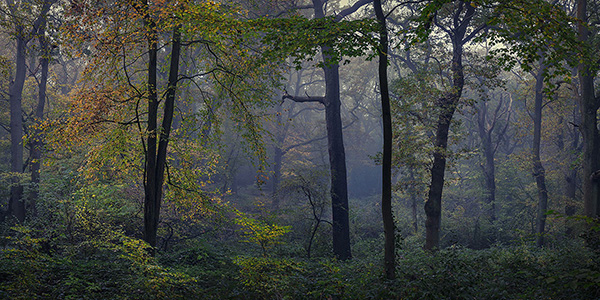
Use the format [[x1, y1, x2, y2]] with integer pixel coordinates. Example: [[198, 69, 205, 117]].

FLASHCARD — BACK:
[[576, 0, 600, 218], [282, 0, 372, 260], [531, 59, 549, 247], [374, 0, 394, 279], [140, 1, 182, 252], [476, 91, 511, 224], [421, 0, 484, 250]]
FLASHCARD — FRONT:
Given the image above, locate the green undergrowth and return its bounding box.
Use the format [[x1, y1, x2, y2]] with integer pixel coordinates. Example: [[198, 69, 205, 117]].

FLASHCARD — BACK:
[[1, 225, 599, 300]]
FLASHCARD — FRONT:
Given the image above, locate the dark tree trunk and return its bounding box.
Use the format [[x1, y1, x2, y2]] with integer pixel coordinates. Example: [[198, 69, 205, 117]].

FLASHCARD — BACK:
[[143, 14, 182, 255], [424, 2, 474, 250], [374, 0, 394, 279], [282, 0, 371, 260], [314, 0, 353, 261], [143, 7, 159, 251], [29, 15, 51, 217], [322, 61, 351, 260], [8, 25, 26, 222], [577, 0, 600, 218], [532, 61, 549, 247]]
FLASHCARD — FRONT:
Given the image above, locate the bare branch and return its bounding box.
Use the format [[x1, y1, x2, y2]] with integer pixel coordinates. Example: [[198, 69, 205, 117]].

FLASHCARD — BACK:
[[282, 90, 325, 104], [334, 0, 373, 21]]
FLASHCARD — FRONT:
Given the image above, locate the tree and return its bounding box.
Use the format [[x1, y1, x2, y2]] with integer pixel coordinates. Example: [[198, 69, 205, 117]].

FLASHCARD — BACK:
[[418, 0, 486, 250], [281, 0, 373, 260], [141, 4, 182, 253], [373, 0, 395, 279], [530, 59, 550, 247], [476, 89, 511, 224], [576, 0, 600, 218], [60, 0, 282, 254]]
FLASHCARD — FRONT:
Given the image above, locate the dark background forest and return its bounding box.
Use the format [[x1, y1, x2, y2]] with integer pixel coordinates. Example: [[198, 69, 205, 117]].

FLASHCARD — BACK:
[[1, 0, 600, 299]]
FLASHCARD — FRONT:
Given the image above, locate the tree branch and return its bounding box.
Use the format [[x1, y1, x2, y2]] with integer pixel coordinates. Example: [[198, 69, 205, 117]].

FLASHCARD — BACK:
[[334, 0, 373, 21], [282, 91, 325, 104]]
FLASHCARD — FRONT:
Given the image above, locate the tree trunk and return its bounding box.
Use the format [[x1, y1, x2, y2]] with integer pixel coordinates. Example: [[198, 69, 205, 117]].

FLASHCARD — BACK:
[[424, 25, 468, 250], [29, 15, 51, 217], [313, 0, 352, 261], [143, 8, 182, 255], [8, 25, 26, 222], [577, 0, 600, 218], [143, 5, 159, 251], [374, 0, 394, 279], [282, 0, 371, 260], [322, 61, 351, 260], [532, 61, 549, 247]]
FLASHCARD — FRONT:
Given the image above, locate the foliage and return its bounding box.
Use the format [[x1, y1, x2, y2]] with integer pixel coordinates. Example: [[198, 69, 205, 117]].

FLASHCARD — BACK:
[[234, 207, 291, 256], [254, 15, 379, 68]]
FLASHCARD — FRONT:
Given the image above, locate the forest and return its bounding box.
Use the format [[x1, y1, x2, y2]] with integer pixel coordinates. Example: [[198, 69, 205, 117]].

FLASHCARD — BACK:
[[0, 0, 599, 299]]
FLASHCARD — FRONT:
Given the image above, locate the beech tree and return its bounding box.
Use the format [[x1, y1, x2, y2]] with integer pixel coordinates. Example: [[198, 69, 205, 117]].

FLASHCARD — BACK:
[[415, 0, 487, 250], [373, 0, 395, 279], [576, 0, 600, 218], [279, 0, 374, 260], [60, 0, 282, 253]]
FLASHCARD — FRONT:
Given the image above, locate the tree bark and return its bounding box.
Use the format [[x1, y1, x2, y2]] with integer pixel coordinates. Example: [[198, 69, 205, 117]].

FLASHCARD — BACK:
[[322, 61, 352, 260], [374, 0, 395, 279], [143, 3, 159, 251], [532, 60, 549, 247], [8, 24, 26, 222], [577, 0, 600, 218], [29, 13, 51, 217], [314, 0, 353, 260], [143, 5, 182, 254]]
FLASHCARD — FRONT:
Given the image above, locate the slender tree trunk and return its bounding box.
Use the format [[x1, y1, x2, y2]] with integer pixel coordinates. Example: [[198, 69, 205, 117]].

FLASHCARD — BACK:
[[143, 6, 159, 251], [143, 7, 182, 254], [532, 61, 549, 247], [282, 0, 370, 260], [8, 25, 26, 222], [577, 0, 600, 218], [424, 24, 468, 250], [483, 147, 496, 221], [374, 0, 394, 279], [313, 0, 351, 260], [29, 16, 50, 217]]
